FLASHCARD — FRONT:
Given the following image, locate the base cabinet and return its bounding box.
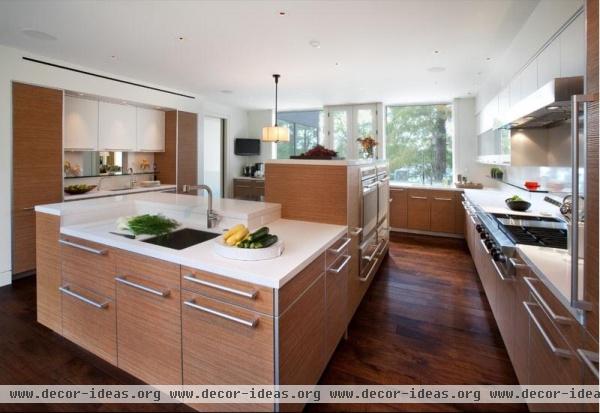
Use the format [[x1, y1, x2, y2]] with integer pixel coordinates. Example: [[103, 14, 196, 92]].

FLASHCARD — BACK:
[[233, 179, 265, 201]]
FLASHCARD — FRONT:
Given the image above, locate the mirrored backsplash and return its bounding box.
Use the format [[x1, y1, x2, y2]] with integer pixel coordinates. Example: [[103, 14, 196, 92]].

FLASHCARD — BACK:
[[64, 151, 156, 178]]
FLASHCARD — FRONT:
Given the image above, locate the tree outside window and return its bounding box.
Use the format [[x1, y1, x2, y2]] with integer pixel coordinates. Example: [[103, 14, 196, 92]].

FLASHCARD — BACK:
[[385, 104, 453, 185], [276, 111, 323, 159]]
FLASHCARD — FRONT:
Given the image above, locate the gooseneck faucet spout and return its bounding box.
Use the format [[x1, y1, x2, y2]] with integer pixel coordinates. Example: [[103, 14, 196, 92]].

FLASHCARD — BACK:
[[181, 184, 218, 228]]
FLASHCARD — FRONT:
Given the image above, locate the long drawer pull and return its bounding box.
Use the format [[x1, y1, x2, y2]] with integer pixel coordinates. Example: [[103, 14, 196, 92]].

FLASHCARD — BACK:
[[59, 239, 108, 256], [524, 277, 575, 325], [491, 259, 514, 282], [328, 255, 351, 274], [359, 257, 379, 283], [22, 207, 35, 211], [410, 196, 427, 200], [329, 237, 351, 254], [523, 301, 571, 358], [183, 275, 257, 299], [577, 349, 600, 379], [434, 197, 453, 201], [115, 276, 170, 297], [59, 285, 108, 309], [184, 300, 258, 328]]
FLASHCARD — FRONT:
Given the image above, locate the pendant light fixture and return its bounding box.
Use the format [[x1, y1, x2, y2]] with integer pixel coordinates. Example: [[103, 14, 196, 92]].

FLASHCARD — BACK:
[[262, 74, 290, 142]]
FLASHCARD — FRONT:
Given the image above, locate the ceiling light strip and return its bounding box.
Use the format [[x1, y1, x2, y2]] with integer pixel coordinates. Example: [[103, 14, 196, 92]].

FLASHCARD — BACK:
[[21, 57, 195, 99]]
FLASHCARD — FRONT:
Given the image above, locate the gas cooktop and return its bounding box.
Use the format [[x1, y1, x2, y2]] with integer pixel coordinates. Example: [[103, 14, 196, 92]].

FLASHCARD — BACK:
[[491, 213, 567, 249]]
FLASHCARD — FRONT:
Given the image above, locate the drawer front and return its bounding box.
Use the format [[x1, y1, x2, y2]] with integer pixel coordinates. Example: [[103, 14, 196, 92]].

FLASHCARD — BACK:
[[116, 274, 182, 384], [523, 275, 582, 348], [60, 236, 115, 298], [278, 253, 326, 315], [430, 192, 456, 234], [114, 249, 180, 288], [326, 253, 350, 358], [407, 190, 430, 231], [60, 283, 116, 364], [182, 267, 274, 315], [389, 188, 408, 229], [182, 290, 274, 385], [326, 236, 351, 268]]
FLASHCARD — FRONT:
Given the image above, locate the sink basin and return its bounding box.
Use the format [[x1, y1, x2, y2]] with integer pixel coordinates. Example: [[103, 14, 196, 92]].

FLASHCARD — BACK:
[[142, 228, 220, 250]]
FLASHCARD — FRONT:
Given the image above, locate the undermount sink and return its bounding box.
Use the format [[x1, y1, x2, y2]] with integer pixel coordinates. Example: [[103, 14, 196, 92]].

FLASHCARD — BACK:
[[142, 228, 220, 250]]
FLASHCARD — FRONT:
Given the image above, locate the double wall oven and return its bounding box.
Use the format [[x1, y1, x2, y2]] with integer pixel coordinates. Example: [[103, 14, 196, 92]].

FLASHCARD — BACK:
[[358, 165, 390, 282]]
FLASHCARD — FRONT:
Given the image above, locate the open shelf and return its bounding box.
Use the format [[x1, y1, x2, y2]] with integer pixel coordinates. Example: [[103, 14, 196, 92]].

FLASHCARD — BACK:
[[486, 176, 549, 193]]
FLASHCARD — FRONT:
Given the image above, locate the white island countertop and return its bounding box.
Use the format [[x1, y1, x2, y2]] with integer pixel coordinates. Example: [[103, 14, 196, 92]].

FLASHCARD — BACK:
[[35, 192, 346, 288]]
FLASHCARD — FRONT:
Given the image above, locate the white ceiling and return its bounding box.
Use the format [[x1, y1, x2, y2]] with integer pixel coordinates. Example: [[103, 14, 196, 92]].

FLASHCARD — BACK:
[[0, 0, 540, 110]]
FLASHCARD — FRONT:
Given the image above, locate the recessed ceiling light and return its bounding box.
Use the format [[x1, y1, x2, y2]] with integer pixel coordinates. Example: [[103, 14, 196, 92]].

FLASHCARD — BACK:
[[21, 28, 57, 41], [427, 66, 445, 73], [434, 50, 439, 54], [335, 62, 340, 67], [220, 90, 233, 94], [178, 36, 184, 41], [111, 55, 117, 59], [279, 11, 286, 16], [486, 57, 491, 61], [309, 40, 321, 49], [121, 101, 127, 104], [547, 105, 560, 110]]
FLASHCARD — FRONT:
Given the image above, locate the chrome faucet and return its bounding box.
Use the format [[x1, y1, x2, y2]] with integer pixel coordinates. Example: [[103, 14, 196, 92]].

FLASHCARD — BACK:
[[97, 176, 107, 191], [128, 168, 136, 189], [182, 184, 219, 228]]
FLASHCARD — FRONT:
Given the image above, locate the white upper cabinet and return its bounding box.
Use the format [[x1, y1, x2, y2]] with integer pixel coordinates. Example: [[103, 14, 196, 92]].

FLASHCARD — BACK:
[[560, 13, 585, 78], [98, 101, 137, 151], [537, 38, 561, 87], [64, 96, 99, 151], [136, 108, 165, 152]]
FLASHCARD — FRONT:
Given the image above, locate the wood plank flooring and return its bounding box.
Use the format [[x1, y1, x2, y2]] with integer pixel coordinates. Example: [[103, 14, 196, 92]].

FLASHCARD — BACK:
[[0, 233, 523, 412]]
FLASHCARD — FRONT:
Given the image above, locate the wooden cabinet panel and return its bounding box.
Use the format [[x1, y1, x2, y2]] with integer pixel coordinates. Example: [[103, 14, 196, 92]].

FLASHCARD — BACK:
[[136, 108, 165, 152], [278, 253, 325, 315], [407, 189, 430, 231], [493, 265, 516, 361], [513, 266, 531, 385], [176, 111, 197, 193], [279, 274, 326, 385], [36, 212, 62, 333], [454, 195, 465, 235], [182, 290, 274, 384], [13, 83, 63, 274], [389, 188, 407, 228], [61, 283, 116, 364], [61, 236, 115, 299], [346, 231, 362, 323], [430, 191, 455, 234], [326, 253, 349, 359], [115, 252, 181, 384], [181, 266, 273, 315], [233, 179, 264, 201], [98, 101, 136, 151], [64, 95, 98, 150]]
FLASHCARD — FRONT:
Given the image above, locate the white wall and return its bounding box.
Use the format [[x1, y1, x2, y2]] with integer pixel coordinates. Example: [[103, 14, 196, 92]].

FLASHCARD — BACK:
[[452, 98, 490, 185], [247, 109, 274, 163], [0, 45, 248, 285]]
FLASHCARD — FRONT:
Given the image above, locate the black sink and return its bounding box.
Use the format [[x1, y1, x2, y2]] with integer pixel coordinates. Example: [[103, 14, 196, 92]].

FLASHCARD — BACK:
[[142, 228, 220, 250]]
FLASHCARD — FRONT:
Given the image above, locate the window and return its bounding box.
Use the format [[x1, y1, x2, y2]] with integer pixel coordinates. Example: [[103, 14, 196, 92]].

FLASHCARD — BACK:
[[324, 104, 379, 159], [385, 104, 453, 185], [275, 110, 323, 159]]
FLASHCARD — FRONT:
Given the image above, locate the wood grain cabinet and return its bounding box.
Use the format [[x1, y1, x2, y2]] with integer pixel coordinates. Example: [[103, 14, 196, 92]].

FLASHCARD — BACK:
[[12, 83, 63, 275], [325, 238, 350, 359], [114, 251, 182, 384], [430, 191, 456, 233], [233, 179, 264, 201], [407, 189, 431, 231], [389, 188, 407, 228]]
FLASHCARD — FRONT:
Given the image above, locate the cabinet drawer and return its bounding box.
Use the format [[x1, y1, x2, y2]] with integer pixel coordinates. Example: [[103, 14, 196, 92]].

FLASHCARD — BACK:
[[181, 266, 273, 315], [389, 188, 408, 229], [430, 193, 456, 234], [326, 253, 350, 358], [60, 236, 115, 298], [116, 274, 181, 384], [182, 290, 274, 385], [326, 236, 351, 268], [60, 283, 116, 364], [114, 249, 180, 288], [278, 253, 325, 315], [523, 275, 582, 349], [407, 189, 430, 231]]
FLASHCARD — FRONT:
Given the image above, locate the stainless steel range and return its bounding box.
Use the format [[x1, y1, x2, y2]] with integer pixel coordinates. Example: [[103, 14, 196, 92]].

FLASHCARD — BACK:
[[463, 196, 568, 279]]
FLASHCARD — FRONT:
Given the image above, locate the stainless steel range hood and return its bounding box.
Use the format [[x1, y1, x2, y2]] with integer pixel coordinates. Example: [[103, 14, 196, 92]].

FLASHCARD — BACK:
[[501, 76, 583, 129]]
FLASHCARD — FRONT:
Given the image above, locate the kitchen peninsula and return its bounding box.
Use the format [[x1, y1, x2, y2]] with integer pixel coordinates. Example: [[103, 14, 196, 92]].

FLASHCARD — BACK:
[[34, 191, 352, 410]]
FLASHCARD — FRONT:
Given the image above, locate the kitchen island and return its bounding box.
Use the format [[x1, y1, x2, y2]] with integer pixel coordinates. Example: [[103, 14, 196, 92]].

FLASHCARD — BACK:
[[35, 192, 351, 411]]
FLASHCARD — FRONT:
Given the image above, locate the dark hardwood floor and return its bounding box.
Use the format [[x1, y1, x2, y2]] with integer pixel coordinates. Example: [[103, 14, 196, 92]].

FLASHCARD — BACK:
[[310, 233, 524, 412], [0, 233, 524, 412]]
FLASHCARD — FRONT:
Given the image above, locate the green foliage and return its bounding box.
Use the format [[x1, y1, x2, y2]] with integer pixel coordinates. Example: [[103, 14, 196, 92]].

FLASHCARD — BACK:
[[386, 104, 453, 184], [126, 214, 179, 236]]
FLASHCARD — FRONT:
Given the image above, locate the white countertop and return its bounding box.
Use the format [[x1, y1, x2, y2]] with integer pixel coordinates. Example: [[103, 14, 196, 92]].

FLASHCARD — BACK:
[[64, 184, 176, 201], [266, 159, 388, 166], [61, 218, 346, 288], [234, 176, 265, 181], [463, 188, 561, 217], [390, 183, 465, 192], [517, 244, 583, 316]]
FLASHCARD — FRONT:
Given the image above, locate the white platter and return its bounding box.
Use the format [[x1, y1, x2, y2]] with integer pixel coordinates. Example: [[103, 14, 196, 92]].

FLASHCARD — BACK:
[[212, 235, 284, 261]]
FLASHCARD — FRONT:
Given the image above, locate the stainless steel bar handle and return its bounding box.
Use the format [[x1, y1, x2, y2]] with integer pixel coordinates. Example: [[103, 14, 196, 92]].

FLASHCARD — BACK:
[[184, 300, 258, 328], [434, 197, 453, 201], [523, 301, 571, 359], [115, 276, 170, 297], [183, 275, 257, 299], [577, 349, 599, 379], [364, 240, 385, 262], [410, 196, 427, 200], [524, 277, 574, 325], [479, 239, 490, 254], [22, 207, 35, 211], [378, 177, 390, 183], [491, 259, 514, 282], [59, 239, 108, 255], [328, 237, 351, 254], [359, 257, 379, 283], [59, 285, 108, 309], [349, 227, 363, 237], [328, 255, 351, 274]]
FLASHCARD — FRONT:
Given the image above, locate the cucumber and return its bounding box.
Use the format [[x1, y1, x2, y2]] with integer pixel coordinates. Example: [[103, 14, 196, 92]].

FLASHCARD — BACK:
[[255, 235, 278, 249], [248, 227, 269, 242]]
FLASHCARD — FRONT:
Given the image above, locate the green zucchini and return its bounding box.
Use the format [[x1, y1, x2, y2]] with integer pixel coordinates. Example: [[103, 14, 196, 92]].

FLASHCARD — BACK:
[[254, 235, 278, 249], [248, 227, 269, 242]]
